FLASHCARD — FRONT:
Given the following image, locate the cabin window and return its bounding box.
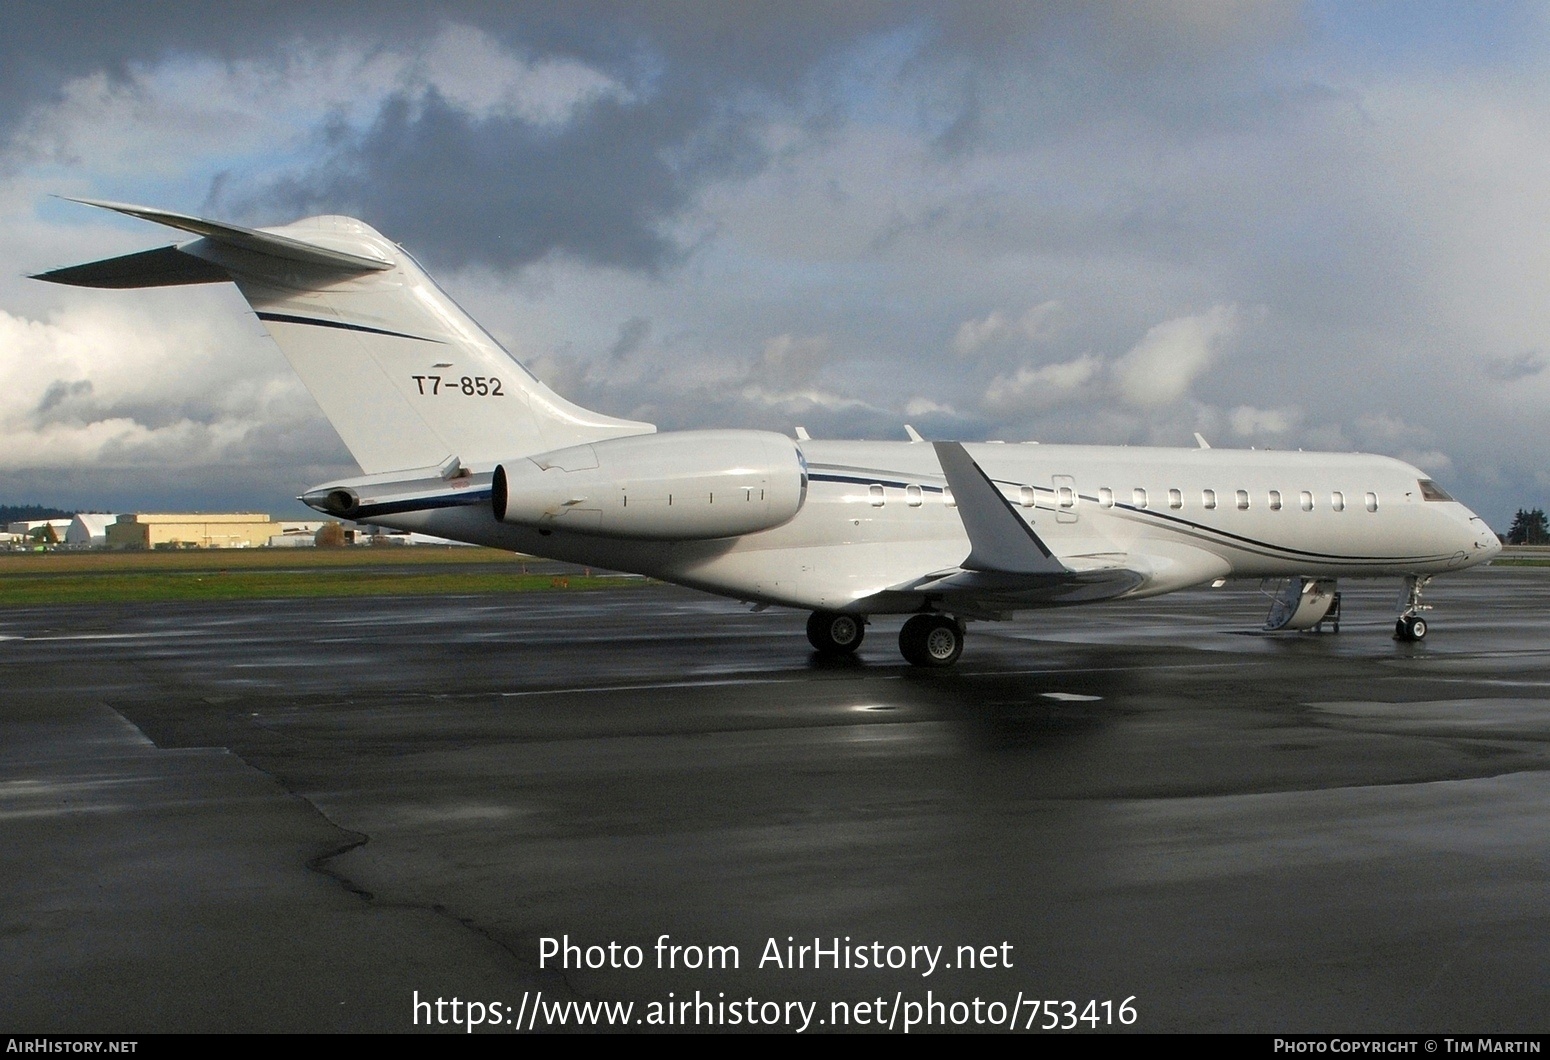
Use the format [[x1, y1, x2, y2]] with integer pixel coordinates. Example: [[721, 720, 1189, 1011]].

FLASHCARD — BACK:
[[1365, 491, 1379, 512], [1331, 491, 1345, 512], [1133, 487, 1148, 508], [869, 484, 885, 507], [1019, 485, 1035, 508], [1269, 490, 1282, 511], [1057, 486, 1076, 510], [906, 484, 922, 507], [1168, 488, 1182, 510], [1202, 489, 1217, 510], [1099, 487, 1114, 508], [1300, 490, 1313, 511], [1235, 490, 1250, 510], [1419, 480, 1453, 502], [944, 487, 956, 508]]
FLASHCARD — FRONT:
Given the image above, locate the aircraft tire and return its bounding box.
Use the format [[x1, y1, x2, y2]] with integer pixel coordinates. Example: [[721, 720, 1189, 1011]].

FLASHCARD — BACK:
[[807, 611, 865, 654], [899, 614, 963, 668], [1394, 615, 1428, 642]]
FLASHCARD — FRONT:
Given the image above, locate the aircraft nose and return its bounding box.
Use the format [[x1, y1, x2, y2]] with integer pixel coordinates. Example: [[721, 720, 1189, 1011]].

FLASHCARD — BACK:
[[1469, 516, 1501, 559]]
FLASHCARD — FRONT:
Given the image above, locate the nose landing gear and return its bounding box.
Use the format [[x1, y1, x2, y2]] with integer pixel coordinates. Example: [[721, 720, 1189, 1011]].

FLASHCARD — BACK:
[[1394, 575, 1432, 642]]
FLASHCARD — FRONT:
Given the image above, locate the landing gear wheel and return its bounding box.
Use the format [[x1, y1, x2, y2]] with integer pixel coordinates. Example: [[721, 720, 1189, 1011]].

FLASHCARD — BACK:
[[1393, 575, 1433, 643], [899, 614, 964, 668], [807, 611, 865, 654]]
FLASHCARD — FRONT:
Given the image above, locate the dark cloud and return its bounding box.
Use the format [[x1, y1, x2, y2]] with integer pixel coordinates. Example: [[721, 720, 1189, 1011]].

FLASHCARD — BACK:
[[0, 464, 339, 520], [0, 1, 402, 128], [609, 316, 651, 360], [205, 5, 934, 272], [4, 2, 1310, 276], [256, 90, 743, 273], [34, 378, 91, 416], [1485, 350, 1546, 382]]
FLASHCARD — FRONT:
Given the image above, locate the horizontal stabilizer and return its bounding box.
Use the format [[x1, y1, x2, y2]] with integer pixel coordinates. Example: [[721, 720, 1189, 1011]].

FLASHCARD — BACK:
[[52, 197, 394, 274], [933, 441, 1068, 575], [31, 244, 230, 288]]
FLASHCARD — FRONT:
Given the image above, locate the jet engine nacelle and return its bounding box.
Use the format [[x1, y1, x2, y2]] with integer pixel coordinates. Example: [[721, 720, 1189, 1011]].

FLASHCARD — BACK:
[[493, 429, 807, 540]]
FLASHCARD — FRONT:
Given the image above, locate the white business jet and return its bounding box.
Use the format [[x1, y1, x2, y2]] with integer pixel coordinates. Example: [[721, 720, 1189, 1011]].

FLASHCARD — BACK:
[[35, 201, 1502, 665]]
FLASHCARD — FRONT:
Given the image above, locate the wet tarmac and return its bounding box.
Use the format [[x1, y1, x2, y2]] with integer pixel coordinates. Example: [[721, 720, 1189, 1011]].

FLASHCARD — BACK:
[[2, 565, 1547, 1033]]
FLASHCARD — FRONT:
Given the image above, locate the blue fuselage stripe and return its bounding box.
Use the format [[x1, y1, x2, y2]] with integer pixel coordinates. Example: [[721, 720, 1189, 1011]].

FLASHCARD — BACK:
[[256, 311, 444, 343]]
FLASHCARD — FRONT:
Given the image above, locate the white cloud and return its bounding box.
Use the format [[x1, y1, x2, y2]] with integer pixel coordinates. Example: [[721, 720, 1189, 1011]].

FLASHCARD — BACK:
[[417, 24, 628, 125], [2, 24, 623, 183], [952, 310, 1011, 356], [1397, 450, 1455, 477], [951, 300, 1061, 356], [739, 385, 873, 413], [1354, 412, 1427, 444], [751, 333, 833, 387], [1113, 305, 1240, 408], [7, 52, 393, 179], [904, 396, 958, 417], [1229, 404, 1299, 436], [982, 354, 1103, 412], [0, 300, 319, 471], [736, 333, 893, 415]]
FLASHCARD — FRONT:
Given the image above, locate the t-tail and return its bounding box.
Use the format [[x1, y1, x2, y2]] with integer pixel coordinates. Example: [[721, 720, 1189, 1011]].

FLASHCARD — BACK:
[[32, 199, 655, 476]]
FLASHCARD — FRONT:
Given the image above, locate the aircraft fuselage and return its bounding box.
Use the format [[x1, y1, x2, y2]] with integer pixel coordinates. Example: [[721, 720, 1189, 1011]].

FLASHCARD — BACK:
[[362, 439, 1500, 614]]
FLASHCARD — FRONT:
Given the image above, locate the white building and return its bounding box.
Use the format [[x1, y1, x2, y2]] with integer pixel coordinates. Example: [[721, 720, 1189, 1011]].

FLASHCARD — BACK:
[[66, 513, 120, 547], [6, 519, 72, 543], [267, 520, 327, 547]]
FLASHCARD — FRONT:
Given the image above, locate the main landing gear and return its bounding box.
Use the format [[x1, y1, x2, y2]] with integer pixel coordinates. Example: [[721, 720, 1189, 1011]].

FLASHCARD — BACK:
[[806, 610, 865, 654], [1394, 574, 1432, 643], [806, 610, 965, 668], [898, 614, 964, 668]]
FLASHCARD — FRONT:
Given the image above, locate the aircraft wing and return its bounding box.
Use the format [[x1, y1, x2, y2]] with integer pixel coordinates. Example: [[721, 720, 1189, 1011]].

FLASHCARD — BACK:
[[856, 442, 1148, 616]]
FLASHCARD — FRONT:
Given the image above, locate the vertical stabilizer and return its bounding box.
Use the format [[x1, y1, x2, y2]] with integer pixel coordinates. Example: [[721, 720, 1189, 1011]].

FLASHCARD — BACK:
[[33, 201, 655, 474]]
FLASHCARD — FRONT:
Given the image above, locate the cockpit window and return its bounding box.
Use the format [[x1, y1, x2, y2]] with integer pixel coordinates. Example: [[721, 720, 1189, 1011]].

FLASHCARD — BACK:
[[1418, 479, 1454, 502]]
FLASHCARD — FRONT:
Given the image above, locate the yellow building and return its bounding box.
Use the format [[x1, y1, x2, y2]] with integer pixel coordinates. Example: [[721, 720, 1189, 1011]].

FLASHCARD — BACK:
[[106, 513, 285, 549]]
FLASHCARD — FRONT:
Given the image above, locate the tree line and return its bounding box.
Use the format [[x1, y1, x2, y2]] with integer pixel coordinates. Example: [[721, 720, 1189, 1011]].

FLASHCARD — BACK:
[[1508, 508, 1549, 545], [0, 504, 74, 524]]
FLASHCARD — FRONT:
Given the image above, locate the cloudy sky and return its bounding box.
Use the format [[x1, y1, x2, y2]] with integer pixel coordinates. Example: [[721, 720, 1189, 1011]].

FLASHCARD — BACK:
[[2, 1, 1547, 526]]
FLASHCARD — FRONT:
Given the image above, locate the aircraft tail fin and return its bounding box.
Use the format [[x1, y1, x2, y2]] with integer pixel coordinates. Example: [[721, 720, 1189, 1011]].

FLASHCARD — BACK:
[[32, 200, 654, 474]]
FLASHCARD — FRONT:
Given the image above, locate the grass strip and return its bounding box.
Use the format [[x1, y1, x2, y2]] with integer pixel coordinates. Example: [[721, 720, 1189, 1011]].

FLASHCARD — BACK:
[[0, 546, 531, 574], [0, 569, 642, 605]]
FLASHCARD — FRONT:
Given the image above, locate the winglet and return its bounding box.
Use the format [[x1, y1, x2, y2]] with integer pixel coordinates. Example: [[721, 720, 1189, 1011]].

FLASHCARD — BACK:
[[1194, 432, 1211, 449], [933, 441, 1068, 574], [794, 426, 811, 441], [904, 424, 924, 442]]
